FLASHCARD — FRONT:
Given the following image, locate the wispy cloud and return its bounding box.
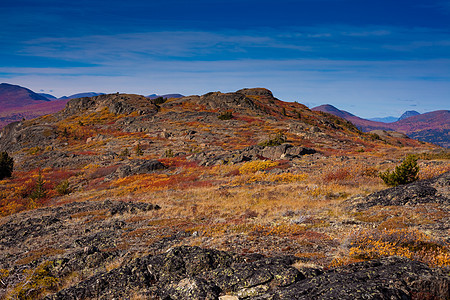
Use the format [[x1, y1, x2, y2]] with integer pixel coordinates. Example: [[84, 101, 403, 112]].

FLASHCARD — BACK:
[[16, 25, 450, 68]]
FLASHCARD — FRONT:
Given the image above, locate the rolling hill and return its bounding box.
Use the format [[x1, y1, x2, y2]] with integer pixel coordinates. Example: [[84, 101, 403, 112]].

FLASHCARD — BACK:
[[312, 104, 449, 147], [0, 83, 50, 110]]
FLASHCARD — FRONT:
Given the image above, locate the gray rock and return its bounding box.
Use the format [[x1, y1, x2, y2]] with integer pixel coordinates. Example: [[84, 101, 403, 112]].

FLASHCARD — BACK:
[[189, 144, 316, 166], [116, 159, 167, 177], [46, 247, 449, 300], [350, 171, 449, 210]]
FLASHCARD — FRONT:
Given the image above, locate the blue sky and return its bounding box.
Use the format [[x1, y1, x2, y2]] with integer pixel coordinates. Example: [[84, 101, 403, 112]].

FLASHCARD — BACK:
[[1, 0, 449, 118]]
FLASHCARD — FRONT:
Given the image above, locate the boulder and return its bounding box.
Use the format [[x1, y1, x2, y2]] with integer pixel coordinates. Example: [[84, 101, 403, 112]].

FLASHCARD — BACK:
[[116, 159, 167, 178], [349, 171, 449, 210]]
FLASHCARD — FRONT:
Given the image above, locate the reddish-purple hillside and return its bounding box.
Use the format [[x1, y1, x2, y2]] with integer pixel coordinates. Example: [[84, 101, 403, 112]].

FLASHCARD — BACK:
[[0, 83, 50, 110], [312, 104, 449, 147], [312, 104, 391, 132], [393, 110, 449, 132], [0, 99, 69, 128]]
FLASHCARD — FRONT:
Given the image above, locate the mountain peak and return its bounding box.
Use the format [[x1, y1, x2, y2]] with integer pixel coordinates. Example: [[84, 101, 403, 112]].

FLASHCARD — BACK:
[[398, 110, 420, 121], [311, 104, 355, 118]]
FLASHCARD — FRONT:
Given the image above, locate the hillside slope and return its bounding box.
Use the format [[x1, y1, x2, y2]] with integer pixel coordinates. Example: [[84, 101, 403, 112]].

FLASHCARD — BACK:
[[0, 83, 49, 110], [0, 88, 448, 299], [312, 104, 449, 147]]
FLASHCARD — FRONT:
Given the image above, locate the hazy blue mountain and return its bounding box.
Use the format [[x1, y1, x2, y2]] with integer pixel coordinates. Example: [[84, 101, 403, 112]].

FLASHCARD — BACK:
[[147, 93, 184, 99], [369, 116, 398, 123], [398, 110, 420, 121], [59, 92, 105, 100], [38, 93, 57, 100]]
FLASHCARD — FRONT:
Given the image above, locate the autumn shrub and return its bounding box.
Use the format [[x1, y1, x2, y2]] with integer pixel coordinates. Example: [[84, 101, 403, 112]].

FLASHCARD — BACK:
[[418, 150, 450, 160], [10, 261, 59, 299], [368, 133, 381, 140], [0, 151, 14, 180], [348, 228, 449, 267], [323, 168, 351, 183], [379, 155, 419, 186], [419, 164, 450, 180], [239, 160, 278, 174]]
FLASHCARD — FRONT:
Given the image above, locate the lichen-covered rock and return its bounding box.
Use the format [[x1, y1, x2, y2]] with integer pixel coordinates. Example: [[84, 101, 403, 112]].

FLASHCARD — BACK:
[[268, 256, 450, 300], [115, 159, 167, 177], [0, 121, 58, 152], [45, 246, 449, 300], [60, 94, 159, 118]]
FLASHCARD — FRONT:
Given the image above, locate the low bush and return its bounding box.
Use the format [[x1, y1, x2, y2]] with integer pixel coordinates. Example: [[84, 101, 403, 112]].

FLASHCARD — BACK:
[[258, 132, 287, 147], [379, 155, 419, 186], [218, 111, 233, 120], [0, 152, 14, 180]]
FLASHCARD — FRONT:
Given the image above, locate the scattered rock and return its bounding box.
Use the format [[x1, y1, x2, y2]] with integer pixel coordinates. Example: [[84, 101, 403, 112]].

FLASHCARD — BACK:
[[348, 171, 449, 210], [115, 159, 167, 177], [189, 144, 316, 166]]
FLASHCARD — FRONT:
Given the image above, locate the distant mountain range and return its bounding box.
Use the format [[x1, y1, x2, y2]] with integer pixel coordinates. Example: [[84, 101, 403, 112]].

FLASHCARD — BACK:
[[0, 83, 447, 147], [369, 116, 398, 123], [369, 110, 421, 123], [146, 93, 184, 99], [312, 104, 449, 148], [0, 83, 184, 128], [0, 83, 50, 109]]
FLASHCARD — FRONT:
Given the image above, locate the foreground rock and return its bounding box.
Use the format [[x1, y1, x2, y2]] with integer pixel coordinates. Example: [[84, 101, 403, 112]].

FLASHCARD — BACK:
[[47, 246, 448, 300], [115, 159, 167, 177]]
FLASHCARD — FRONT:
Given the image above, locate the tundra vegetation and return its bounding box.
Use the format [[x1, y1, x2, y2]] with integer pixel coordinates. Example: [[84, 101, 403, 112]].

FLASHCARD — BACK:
[[0, 89, 448, 299]]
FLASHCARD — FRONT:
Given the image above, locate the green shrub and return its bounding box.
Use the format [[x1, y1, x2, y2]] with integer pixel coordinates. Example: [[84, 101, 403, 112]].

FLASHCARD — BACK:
[[120, 148, 130, 157], [56, 180, 71, 195], [258, 132, 287, 147], [30, 170, 46, 200], [165, 149, 174, 158], [135, 144, 143, 156], [218, 111, 233, 120], [379, 155, 419, 186], [153, 97, 166, 105], [0, 151, 13, 180], [369, 133, 381, 140]]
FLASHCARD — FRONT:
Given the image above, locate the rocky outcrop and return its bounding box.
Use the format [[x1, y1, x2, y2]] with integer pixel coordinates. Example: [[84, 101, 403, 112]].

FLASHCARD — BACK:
[[0, 200, 160, 248], [349, 171, 449, 210], [161, 88, 278, 113], [236, 88, 274, 97], [115, 159, 167, 177], [270, 256, 449, 300], [0, 121, 58, 152], [60, 94, 159, 118], [189, 143, 316, 166], [47, 246, 449, 300]]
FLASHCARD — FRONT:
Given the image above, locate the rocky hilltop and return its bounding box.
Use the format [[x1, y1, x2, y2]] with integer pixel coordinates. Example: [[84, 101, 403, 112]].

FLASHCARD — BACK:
[[0, 88, 448, 299]]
